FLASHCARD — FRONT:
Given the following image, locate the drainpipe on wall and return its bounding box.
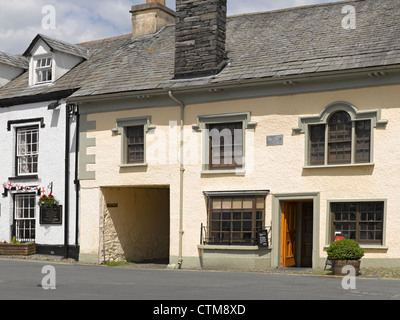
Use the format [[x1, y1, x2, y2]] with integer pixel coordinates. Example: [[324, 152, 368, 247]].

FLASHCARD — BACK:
[[168, 91, 185, 269], [65, 103, 79, 260], [64, 103, 71, 259], [73, 104, 80, 259]]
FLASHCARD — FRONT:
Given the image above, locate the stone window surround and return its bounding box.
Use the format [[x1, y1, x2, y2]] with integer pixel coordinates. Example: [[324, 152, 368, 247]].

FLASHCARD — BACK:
[[112, 115, 155, 167], [292, 101, 388, 168], [192, 112, 257, 175], [325, 198, 388, 250]]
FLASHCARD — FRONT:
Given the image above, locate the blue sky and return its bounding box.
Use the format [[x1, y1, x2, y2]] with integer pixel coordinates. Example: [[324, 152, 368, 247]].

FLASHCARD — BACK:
[[0, 0, 343, 54]]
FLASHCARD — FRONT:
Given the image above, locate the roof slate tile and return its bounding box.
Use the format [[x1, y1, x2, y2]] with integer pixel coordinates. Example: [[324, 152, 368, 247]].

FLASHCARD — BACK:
[[0, 0, 399, 101]]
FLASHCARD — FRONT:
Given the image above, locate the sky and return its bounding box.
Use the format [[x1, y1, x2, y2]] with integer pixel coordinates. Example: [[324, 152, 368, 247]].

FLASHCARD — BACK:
[[0, 0, 344, 54]]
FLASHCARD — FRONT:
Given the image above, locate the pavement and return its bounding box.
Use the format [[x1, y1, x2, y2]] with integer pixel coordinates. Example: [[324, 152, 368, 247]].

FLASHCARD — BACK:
[[1, 254, 399, 280], [0, 255, 399, 301]]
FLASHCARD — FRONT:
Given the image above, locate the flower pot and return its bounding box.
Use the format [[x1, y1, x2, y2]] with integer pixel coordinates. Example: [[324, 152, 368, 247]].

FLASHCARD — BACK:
[[332, 259, 361, 276], [0, 242, 36, 255]]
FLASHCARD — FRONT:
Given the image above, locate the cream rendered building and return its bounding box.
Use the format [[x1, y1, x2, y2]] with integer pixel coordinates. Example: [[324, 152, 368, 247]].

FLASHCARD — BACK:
[[69, 0, 400, 269]]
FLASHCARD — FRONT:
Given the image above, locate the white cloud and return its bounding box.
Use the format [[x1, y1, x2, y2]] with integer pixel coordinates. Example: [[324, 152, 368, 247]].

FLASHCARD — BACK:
[[0, 0, 343, 54]]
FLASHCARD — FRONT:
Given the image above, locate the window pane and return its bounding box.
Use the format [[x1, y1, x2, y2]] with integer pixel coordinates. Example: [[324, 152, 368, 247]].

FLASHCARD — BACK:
[[256, 197, 265, 209], [233, 212, 241, 220], [328, 111, 352, 164], [222, 212, 231, 220], [17, 127, 39, 175], [126, 126, 144, 163], [232, 221, 241, 231], [14, 194, 36, 242], [309, 124, 325, 165], [222, 199, 231, 209], [355, 120, 371, 163], [212, 199, 221, 209], [208, 122, 243, 170]]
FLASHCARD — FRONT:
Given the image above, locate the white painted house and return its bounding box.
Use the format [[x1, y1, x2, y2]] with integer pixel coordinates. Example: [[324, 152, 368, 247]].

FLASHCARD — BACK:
[[0, 34, 87, 259]]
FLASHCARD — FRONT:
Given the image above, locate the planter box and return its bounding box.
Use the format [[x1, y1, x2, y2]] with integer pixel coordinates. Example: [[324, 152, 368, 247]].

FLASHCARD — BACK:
[[332, 260, 361, 276], [0, 242, 36, 256]]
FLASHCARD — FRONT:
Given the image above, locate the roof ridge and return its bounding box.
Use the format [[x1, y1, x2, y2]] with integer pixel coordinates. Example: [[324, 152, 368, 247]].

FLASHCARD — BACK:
[[227, 0, 364, 19], [76, 33, 133, 46]]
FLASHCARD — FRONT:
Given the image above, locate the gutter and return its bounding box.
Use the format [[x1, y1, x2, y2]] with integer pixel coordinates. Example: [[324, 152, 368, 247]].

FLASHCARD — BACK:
[[65, 65, 400, 104], [168, 91, 185, 269]]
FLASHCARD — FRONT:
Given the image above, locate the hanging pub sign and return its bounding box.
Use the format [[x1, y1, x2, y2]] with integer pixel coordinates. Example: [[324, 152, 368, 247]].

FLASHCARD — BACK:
[[38, 193, 62, 225], [257, 229, 269, 248]]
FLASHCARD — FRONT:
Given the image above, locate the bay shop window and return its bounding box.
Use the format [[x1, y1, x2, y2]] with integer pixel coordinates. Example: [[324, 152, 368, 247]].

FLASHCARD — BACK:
[[202, 191, 269, 246]]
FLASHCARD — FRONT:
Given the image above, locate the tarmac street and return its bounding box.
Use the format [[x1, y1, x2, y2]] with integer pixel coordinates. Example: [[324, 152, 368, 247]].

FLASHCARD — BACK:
[[0, 259, 399, 301]]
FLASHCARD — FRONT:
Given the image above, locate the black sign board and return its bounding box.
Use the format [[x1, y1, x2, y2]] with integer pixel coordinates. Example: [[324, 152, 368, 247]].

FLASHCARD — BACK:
[[257, 230, 269, 248], [40, 206, 62, 225]]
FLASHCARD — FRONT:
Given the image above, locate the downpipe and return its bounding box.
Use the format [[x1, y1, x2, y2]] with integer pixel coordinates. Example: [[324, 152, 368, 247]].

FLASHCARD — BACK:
[[168, 91, 185, 269]]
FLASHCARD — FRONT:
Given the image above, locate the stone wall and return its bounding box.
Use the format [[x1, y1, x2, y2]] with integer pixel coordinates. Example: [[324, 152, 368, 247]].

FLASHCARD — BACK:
[[174, 0, 227, 78]]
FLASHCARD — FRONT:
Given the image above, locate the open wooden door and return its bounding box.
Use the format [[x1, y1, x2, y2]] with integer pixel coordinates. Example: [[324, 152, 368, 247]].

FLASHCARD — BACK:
[[281, 201, 297, 267], [300, 202, 313, 267]]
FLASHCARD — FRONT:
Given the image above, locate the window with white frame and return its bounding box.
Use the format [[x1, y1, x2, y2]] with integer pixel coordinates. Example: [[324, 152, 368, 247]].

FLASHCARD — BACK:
[[16, 126, 39, 175], [35, 57, 52, 84], [14, 194, 36, 242]]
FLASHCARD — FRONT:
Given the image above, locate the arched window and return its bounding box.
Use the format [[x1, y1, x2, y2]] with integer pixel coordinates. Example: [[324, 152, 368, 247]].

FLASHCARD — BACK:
[[328, 111, 352, 164], [294, 102, 386, 167]]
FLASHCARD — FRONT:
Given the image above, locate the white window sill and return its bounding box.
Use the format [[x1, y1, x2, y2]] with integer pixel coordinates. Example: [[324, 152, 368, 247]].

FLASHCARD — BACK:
[[33, 81, 53, 87], [303, 163, 375, 169], [198, 245, 270, 251], [201, 168, 246, 175], [119, 163, 148, 168], [324, 244, 387, 251]]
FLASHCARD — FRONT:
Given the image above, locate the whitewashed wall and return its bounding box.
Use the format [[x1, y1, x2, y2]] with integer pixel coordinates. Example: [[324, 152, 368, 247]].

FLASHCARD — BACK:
[[0, 100, 78, 247]]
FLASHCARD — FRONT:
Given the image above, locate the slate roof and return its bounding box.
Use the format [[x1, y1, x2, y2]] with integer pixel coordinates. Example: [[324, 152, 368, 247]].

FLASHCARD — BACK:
[[0, 52, 28, 69], [0, 0, 399, 102], [23, 34, 89, 59]]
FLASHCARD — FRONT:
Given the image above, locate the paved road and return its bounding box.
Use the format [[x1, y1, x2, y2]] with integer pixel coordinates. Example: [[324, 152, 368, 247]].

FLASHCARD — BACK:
[[0, 259, 399, 301]]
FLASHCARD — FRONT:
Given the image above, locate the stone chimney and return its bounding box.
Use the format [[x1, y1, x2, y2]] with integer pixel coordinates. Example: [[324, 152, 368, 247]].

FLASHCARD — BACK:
[[130, 0, 175, 37], [174, 0, 228, 79]]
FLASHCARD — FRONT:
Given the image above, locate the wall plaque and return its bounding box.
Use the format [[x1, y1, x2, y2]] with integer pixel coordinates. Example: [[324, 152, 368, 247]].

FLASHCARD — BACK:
[[40, 206, 62, 225], [266, 135, 283, 146]]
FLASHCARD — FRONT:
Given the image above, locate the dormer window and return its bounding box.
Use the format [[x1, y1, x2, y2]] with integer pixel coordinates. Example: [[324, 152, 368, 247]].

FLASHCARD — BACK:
[[23, 34, 88, 87], [35, 57, 52, 84]]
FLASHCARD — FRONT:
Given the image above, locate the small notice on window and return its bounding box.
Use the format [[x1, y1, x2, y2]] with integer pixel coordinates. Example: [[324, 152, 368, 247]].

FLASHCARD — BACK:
[[257, 230, 269, 248]]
